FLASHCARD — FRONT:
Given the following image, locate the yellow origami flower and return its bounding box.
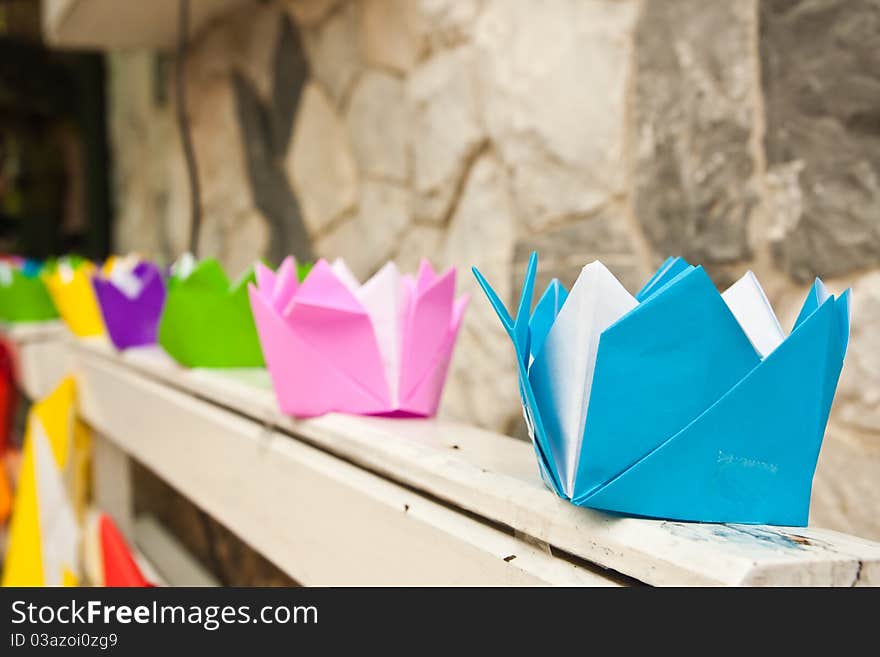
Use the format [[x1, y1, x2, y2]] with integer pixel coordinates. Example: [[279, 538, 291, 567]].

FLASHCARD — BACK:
[[43, 259, 105, 337]]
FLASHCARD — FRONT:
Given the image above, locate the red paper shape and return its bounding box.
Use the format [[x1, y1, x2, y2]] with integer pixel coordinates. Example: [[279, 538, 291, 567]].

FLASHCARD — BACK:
[[99, 514, 152, 587]]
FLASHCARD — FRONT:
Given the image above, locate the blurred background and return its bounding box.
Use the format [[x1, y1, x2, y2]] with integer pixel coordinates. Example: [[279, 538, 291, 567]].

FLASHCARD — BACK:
[[1, 0, 878, 578]]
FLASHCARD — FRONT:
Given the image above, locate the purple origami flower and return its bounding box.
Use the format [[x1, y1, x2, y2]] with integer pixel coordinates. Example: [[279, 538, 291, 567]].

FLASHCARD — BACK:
[[93, 260, 166, 350]]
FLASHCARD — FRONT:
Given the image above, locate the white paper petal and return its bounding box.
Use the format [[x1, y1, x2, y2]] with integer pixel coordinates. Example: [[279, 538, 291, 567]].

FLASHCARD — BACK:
[[356, 262, 404, 405], [529, 262, 637, 497], [33, 418, 80, 586], [722, 270, 785, 358], [331, 258, 362, 294]]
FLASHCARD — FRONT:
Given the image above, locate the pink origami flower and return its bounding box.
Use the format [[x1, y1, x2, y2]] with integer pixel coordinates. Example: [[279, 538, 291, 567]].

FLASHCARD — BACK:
[[249, 256, 468, 418]]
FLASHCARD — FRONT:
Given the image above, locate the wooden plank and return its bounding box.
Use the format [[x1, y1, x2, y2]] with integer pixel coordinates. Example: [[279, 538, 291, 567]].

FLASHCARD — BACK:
[[133, 515, 218, 587], [119, 539, 168, 588], [74, 351, 620, 586], [8, 329, 880, 585], [14, 340, 72, 400], [67, 338, 880, 586], [92, 432, 135, 539], [1, 322, 71, 399], [0, 320, 66, 344]]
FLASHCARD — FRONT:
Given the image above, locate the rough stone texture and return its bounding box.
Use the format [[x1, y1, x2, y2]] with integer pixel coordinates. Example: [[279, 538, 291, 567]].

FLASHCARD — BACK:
[[169, 0, 292, 268], [360, 0, 426, 73], [107, 52, 176, 260], [314, 180, 410, 279], [633, 0, 758, 265], [284, 0, 341, 27], [408, 46, 485, 224], [189, 79, 256, 227], [302, 0, 362, 105], [392, 224, 445, 274], [270, 14, 311, 154], [110, 2, 310, 267], [418, 0, 484, 50], [163, 149, 192, 258], [231, 13, 313, 264], [811, 428, 880, 541], [224, 209, 271, 276], [513, 209, 648, 295], [763, 160, 805, 245], [286, 82, 359, 236], [473, 0, 637, 230], [761, 0, 880, 282], [440, 152, 519, 431], [186, 1, 282, 102], [836, 271, 880, 433], [346, 71, 409, 182]]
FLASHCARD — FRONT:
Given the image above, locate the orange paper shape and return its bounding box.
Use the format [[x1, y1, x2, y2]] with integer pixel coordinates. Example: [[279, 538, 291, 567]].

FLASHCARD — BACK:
[[0, 464, 10, 526]]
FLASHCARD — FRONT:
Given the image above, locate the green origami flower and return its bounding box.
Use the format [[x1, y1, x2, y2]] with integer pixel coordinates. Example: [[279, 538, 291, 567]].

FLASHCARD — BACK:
[[158, 257, 265, 368], [0, 265, 59, 322]]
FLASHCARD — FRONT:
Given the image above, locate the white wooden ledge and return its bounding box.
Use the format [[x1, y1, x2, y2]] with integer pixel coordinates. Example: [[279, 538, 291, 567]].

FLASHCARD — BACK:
[[4, 322, 880, 586], [1, 320, 70, 400]]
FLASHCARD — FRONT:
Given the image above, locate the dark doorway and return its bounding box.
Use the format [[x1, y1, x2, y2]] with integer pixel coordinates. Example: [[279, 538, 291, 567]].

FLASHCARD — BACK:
[[0, 0, 111, 260]]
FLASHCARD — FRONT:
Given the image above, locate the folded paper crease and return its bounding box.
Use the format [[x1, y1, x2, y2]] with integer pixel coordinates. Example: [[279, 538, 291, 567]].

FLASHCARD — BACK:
[[250, 256, 467, 418], [473, 252, 851, 525]]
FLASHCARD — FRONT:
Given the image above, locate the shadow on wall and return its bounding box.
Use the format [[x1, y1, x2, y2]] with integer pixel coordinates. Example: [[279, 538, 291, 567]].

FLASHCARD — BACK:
[[231, 14, 313, 265]]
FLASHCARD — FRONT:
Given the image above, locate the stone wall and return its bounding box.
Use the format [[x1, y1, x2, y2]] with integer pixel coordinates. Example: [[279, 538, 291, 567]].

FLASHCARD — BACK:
[[107, 0, 880, 539]]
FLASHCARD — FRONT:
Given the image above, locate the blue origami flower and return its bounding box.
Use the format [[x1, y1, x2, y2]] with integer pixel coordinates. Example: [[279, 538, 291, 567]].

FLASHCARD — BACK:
[[473, 253, 850, 526]]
